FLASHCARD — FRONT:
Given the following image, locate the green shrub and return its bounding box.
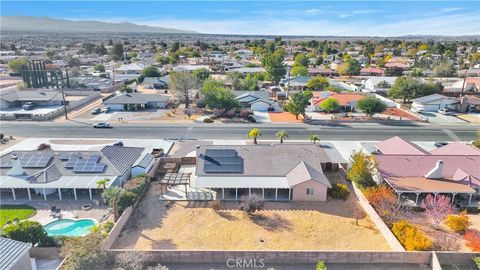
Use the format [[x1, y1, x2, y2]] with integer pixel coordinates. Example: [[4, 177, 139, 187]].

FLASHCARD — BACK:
[[445, 211, 470, 233], [392, 220, 432, 251], [203, 117, 214, 123], [328, 183, 350, 200], [2, 220, 47, 245], [118, 191, 139, 214]]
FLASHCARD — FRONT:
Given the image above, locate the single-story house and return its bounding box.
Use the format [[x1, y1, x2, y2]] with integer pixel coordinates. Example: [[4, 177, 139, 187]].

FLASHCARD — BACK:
[[104, 93, 170, 110], [234, 91, 277, 111], [307, 91, 365, 112], [308, 67, 338, 77], [280, 76, 310, 92], [142, 77, 168, 89], [362, 76, 397, 93], [443, 77, 480, 95], [373, 137, 480, 206], [173, 65, 210, 72], [411, 94, 460, 112], [194, 144, 344, 202], [459, 95, 480, 113], [228, 67, 266, 75], [0, 237, 32, 270], [0, 90, 65, 109], [0, 145, 155, 201], [360, 67, 385, 77]]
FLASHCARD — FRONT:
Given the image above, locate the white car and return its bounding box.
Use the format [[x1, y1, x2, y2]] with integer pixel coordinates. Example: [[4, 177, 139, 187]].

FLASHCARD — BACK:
[[437, 108, 457, 115]]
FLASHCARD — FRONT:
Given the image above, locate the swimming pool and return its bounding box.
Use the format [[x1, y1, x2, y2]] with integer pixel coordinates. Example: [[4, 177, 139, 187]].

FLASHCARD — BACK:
[[43, 219, 97, 237]]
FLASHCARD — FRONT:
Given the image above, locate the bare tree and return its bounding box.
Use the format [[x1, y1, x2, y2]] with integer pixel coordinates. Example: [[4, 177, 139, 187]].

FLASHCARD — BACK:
[[115, 252, 152, 270], [240, 194, 264, 215], [169, 71, 198, 108], [433, 231, 461, 251]]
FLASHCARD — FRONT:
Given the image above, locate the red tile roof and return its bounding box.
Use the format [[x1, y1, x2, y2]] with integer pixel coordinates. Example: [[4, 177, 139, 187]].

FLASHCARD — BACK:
[[312, 91, 365, 106]]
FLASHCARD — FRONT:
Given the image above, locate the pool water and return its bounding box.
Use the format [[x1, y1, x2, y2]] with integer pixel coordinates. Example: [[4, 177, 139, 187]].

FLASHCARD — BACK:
[[43, 219, 96, 237]]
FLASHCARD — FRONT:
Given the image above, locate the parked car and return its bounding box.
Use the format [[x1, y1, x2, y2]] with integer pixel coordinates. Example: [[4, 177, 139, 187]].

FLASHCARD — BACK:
[[92, 122, 112, 128], [22, 102, 35, 110], [434, 141, 448, 148], [101, 106, 111, 113], [113, 141, 124, 146], [438, 108, 457, 115], [91, 108, 101, 114]]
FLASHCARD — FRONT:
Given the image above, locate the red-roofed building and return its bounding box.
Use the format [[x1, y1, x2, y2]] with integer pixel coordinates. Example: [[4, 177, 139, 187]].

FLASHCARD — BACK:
[[373, 137, 480, 206], [360, 67, 385, 76], [307, 91, 365, 112]]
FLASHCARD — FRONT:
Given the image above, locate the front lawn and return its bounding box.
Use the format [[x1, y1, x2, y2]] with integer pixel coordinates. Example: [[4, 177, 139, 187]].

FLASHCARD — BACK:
[[0, 204, 37, 227]]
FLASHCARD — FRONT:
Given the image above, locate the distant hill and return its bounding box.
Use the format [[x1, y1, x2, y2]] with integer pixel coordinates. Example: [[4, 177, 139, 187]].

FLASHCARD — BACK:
[[0, 16, 197, 34]]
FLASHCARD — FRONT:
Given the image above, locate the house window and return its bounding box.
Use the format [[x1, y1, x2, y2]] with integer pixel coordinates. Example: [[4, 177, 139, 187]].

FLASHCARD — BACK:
[[306, 188, 314, 196]]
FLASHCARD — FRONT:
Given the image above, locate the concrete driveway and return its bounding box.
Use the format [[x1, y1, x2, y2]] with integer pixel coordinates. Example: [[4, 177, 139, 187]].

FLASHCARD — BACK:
[[253, 111, 271, 123], [419, 111, 466, 124]]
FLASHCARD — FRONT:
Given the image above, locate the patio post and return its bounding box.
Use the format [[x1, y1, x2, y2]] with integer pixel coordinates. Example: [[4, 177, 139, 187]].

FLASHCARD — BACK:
[[222, 188, 225, 200], [249, 188, 251, 196], [262, 189, 265, 199], [468, 194, 473, 206], [58, 188, 62, 200], [235, 188, 238, 200], [415, 192, 420, 205], [43, 188, 47, 200], [288, 188, 291, 201], [184, 184, 187, 196], [433, 192, 438, 198], [451, 193, 457, 204], [11, 188, 16, 200], [397, 192, 402, 202], [27, 188, 31, 201], [89, 188, 93, 200], [73, 188, 77, 201], [275, 188, 278, 201]]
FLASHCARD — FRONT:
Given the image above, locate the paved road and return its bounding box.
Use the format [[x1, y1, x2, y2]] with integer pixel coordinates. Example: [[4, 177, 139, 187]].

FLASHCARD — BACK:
[[1, 122, 477, 141]]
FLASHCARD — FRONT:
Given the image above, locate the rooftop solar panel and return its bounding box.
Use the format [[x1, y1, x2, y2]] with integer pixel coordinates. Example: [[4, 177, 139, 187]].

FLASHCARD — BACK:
[[203, 149, 243, 173], [205, 149, 238, 157]]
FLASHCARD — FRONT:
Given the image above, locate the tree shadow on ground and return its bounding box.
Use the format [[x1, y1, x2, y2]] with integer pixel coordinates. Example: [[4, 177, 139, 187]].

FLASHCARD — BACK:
[[249, 213, 292, 231], [217, 211, 238, 221]]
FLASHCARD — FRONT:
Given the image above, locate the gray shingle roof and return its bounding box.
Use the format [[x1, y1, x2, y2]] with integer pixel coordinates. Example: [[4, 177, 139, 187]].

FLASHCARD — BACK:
[[0, 237, 31, 270], [103, 93, 170, 105], [0, 90, 63, 102], [101, 146, 145, 175]]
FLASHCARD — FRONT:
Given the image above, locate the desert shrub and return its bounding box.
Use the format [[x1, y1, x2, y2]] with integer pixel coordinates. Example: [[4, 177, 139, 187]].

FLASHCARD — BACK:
[[203, 117, 214, 123], [246, 115, 256, 123], [211, 199, 220, 212], [124, 174, 148, 196], [433, 231, 461, 251], [316, 260, 327, 270], [225, 109, 237, 118], [473, 256, 480, 268], [38, 235, 60, 247], [196, 99, 206, 108], [445, 211, 470, 233], [240, 194, 264, 215], [364, 185, 409, 225], [2, 220, 47, 245], [464, 230, 480, 251], [115, 252, 152, 270], [328, 183, 350, 200], [347, 151, 377, 189], [239, 109, 253, 118], [392, 220, 432, 251], [213, 108, 225, 117], [117, 191, 138, 213], [37, 143, 51, 150], [61, 232, 107, 270]]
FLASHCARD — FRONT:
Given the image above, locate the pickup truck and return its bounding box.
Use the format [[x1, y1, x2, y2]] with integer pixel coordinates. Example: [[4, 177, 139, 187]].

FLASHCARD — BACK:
[[22, 102, 35, 110]]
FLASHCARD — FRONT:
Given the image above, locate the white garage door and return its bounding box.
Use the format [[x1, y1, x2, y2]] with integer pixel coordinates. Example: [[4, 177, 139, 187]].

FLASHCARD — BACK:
[[423, 104, 439, 112]]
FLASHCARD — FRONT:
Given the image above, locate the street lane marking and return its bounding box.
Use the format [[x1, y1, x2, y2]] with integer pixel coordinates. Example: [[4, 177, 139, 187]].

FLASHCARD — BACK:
[[443, 129, 460, 141]]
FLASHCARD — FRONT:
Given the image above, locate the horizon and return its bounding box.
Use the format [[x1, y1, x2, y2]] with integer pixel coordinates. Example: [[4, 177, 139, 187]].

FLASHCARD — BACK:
[[1, 1, 480, 36]]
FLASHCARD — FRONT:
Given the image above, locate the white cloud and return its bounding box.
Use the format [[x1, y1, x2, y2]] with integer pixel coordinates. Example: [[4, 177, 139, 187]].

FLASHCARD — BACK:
[[442, 7, 465, 13]]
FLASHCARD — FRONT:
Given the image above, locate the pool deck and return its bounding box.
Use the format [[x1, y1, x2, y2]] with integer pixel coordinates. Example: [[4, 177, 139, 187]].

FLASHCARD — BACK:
[[9, 201, 113, 225]]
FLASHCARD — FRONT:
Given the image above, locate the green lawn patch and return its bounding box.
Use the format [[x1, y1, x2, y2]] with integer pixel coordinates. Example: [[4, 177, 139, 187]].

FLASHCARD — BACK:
[[0, 205, 37, 227]]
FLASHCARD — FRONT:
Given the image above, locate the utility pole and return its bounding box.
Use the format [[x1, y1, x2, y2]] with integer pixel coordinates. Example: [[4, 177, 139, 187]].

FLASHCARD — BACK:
[[460, 66, 468, 97], [61, 86, 68, 120]]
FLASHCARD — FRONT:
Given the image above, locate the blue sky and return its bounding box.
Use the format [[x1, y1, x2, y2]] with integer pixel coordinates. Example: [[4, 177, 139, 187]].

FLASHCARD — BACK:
[[1, 1, 479, 36]]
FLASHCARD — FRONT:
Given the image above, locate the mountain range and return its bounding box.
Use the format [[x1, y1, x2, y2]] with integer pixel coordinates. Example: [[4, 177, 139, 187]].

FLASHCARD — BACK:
[[0, 16, 197, 34]]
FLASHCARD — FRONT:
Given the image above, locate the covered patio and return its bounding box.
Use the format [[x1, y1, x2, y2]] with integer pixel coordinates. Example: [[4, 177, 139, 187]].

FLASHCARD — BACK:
[[385, 176, 477, 207]]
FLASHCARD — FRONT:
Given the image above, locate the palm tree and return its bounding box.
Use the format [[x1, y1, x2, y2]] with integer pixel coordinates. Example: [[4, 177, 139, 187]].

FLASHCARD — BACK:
[[275, 130, 289, 144], [309, 134, 320, 145], [96, 178, 110, 189], [102, 187, 124, 221], [247, 128, 261, 144]]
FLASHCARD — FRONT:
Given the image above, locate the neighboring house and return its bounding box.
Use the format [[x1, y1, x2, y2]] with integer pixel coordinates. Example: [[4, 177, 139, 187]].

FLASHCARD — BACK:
[[373, 137, 480, 206], [70, 76, 114, 91], [0, 237, 32, 270], [362, 76, 397, 93], [308, 67, 338, 77], [142, 77, 168, 89], [173, 65, 210, 72], [0, 145, 154, 201], [459, 95, 480, 113], [443, 77, 480, 95], [104, 93, 170, 110], [0, 90, 65, 109], [234, 91, 276, 111], [228, 67, 266, 75], [280, 76, 310, 92], [112, 62, 146, 82], [360, 67, 385, 77], [307, 91, 365, 112], [193, 144, 344, 202], [410, 94, 460, 112]]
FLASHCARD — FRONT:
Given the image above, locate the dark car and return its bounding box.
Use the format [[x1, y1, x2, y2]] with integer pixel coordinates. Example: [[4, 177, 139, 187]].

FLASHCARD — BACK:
[[113, 141, 124, 146], [23, 102, 35, 110], [434, 141, 448, 148], [92, 122, 112, 128], [91, 108, 101, 114]]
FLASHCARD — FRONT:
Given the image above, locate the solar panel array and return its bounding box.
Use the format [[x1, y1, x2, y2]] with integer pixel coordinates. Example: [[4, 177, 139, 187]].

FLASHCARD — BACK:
[[204, 149, 243, 173], [63, 154, 106, 173], [19, 153, 53, 168]]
